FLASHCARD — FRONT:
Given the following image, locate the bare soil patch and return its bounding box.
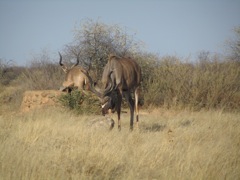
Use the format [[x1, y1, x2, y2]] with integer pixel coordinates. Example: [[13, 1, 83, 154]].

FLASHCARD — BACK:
[[20, 90, 64, 112]]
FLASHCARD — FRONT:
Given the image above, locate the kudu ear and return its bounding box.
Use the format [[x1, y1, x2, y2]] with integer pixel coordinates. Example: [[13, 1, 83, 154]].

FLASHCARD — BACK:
[[61, 66, 68, 73], [58, 52, 68, 73]]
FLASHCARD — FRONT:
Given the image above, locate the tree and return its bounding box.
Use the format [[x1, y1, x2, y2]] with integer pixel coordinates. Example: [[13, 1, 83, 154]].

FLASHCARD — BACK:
[[63, 19, 143, 79]]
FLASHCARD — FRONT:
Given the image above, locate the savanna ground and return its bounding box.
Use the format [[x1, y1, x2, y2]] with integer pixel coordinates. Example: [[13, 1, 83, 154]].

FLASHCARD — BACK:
[[0, 105, 240, 180]]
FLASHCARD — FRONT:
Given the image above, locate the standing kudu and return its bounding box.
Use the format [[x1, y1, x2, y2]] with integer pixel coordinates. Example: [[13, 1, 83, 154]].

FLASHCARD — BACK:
[[83, 54, 142, 130], [58, 52, 90, 92]]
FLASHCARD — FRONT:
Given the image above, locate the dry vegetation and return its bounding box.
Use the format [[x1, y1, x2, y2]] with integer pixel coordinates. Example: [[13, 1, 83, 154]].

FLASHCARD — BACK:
[[143, 56, 240, 110], [0, 22, 240, 179], [0, 107, 239, 179]]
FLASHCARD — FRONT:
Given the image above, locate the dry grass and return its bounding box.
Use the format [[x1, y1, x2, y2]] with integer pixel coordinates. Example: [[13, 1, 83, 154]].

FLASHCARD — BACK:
[[143, 57, 240, 110], [0, 107, 239, 180]]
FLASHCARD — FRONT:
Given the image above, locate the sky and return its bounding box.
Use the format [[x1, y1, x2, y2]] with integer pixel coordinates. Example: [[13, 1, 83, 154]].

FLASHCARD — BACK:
[[0, 0, 240, 66]]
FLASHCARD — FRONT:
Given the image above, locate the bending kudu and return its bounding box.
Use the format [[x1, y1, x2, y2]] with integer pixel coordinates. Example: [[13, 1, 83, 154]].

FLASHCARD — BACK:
[[58, 52, 89, 92], [83, 54, 141, 130]]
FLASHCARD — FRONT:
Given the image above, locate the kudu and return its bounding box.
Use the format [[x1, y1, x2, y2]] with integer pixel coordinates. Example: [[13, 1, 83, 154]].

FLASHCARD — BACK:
[[83, 54, 142, 130], [58, 52, 89, 92]]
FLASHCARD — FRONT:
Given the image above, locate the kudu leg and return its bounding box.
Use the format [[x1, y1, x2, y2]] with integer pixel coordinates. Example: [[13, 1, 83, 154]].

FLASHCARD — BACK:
[[123, 91, 134, 130], [116, 91, 122, 130], [135, 87, 140, 128]]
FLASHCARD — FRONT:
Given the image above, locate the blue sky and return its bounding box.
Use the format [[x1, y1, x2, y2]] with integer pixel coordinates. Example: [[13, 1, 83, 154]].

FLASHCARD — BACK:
[[0, 0, 240, 65]]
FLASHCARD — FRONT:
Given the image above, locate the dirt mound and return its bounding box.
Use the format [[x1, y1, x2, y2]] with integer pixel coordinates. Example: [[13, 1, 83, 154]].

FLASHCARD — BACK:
[[21, 90, 64, 112]]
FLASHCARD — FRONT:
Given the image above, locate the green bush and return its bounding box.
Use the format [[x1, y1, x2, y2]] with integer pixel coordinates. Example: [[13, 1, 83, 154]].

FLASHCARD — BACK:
[[59, 90, 101, 115]]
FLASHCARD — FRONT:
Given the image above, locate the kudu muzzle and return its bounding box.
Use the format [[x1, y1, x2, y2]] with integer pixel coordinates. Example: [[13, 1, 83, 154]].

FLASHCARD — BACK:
[[101, 97, 116, 116]]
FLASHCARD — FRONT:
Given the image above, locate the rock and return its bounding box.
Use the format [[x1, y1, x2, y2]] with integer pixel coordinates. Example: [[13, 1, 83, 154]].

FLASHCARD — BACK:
[[87, 116, 115, 130]]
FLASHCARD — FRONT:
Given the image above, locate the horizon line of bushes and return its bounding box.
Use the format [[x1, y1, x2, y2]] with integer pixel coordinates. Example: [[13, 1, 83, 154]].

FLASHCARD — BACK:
[[1, 52, 239, 112]]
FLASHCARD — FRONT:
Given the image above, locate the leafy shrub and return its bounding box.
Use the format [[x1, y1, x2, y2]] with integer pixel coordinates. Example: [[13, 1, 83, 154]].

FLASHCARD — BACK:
[[59, 90, 101, 115]]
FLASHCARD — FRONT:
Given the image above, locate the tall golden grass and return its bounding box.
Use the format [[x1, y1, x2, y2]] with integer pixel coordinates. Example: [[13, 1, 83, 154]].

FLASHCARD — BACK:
[[1, 107, 239, 179]]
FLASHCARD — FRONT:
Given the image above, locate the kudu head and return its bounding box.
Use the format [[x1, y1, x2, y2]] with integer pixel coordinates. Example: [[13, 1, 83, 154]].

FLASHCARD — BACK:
[[58, 52, 80, 92], [101, 90, 117, 115], [59, 52, 79, 73], [82, 70, 116, 115]]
